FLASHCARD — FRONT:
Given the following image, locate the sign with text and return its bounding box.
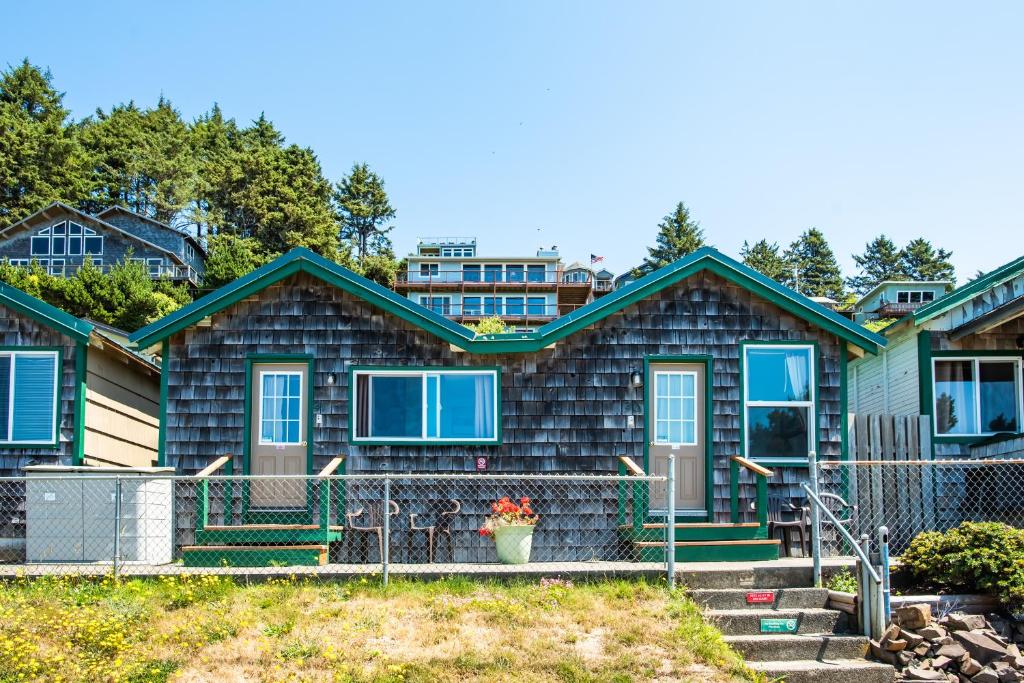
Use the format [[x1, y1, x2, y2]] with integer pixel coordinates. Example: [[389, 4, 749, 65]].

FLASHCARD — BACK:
[[746, 591, 775, 605], [760, 618, 798, 634]]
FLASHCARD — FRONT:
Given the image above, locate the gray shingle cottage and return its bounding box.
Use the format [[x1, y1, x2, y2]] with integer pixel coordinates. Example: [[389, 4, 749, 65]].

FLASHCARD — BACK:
[[130, 246, 884, 565]]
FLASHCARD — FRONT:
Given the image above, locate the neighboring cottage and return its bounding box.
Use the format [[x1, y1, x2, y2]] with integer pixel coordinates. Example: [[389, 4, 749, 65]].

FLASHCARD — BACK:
[[849, 256, 1024, 458], [394, 237, 612, 331], [0, 202, 205, 286], [851, 280, 953, 324], [131, 246, 883, 564]]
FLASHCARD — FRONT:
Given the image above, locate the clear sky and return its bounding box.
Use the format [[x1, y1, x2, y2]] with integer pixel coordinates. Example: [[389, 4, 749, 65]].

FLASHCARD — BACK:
[[2, 1, 1021, 282]]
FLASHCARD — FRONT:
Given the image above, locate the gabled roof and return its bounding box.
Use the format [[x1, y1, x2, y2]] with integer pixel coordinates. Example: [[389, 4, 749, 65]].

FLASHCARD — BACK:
[[0, 202, 185, 264], [130, 246, 885, 355], [96, 205, 206, 256], [854, 279, 953, 308], [0, 281, 93, 344], [912, 255, 1024, 325]]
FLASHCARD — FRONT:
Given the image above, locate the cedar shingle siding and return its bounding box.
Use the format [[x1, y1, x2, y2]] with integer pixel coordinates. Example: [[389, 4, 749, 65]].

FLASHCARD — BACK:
[[165, 270, 843, 556]]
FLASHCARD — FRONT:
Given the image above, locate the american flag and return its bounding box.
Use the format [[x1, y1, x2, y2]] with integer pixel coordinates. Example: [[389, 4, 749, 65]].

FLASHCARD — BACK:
[[590, 254, 604, 264]]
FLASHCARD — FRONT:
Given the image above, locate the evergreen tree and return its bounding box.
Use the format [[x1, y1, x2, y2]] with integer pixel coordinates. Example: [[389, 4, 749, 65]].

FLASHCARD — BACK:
[[899, 238, 956, 283], [78, 98, 195, 225], [0, 60, 85, 224], [783, 228, 845, 299], [201, 233, 269, 289], [847, 235, 907, 294], [638, 201, 705, 274], [740, 239, 787, 283], [189, 104, 240, 240], [334, 163, 396, 265]]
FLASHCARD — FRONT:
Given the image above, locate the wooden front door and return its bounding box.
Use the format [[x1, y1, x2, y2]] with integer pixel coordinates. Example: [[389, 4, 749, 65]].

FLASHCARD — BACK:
[[648, 362, 706, 514], [250, 362, 308, 509]]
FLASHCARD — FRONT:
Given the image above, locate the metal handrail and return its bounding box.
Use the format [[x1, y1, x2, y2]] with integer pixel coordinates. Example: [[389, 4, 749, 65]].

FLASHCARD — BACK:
[[801, 484, 881, 584]]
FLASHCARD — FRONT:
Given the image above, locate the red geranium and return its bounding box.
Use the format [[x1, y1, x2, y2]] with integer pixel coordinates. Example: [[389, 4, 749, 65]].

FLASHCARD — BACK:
[[479, 496, 540, 537]]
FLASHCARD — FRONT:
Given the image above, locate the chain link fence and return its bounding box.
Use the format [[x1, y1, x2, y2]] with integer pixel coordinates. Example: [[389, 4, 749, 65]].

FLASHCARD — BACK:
[[815, 459, 1024, 558], [0, 472, 667, 583]]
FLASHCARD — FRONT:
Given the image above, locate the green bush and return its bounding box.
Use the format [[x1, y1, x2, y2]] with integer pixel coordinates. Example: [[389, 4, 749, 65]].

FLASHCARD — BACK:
[[900, 522, 1024, 611]]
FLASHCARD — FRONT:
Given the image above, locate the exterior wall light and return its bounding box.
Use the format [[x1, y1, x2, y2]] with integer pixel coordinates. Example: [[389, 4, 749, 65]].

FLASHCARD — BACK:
[[630, 368, 643, 388], [327, 373, 336, 385]]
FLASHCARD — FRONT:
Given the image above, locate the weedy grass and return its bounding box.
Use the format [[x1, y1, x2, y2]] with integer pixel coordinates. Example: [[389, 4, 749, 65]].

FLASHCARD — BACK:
[[0, 573, 759, 682]]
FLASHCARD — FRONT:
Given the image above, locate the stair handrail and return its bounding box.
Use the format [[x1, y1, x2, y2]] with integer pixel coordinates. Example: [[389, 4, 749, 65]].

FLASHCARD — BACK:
[[196, 454, 234, 533], [729, 456, 774, 527], [317, 455, 346, 532], [617, 456, 646, 533], [618, 456, 645, 476], [801, 482, 884, 639]]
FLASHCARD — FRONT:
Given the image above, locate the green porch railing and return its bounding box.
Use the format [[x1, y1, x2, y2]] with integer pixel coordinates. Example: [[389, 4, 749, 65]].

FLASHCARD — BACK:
[[317, 456, 346, 533], [728, 456, 774, 528], [196, 454, 234, 533], [617, 456, 646, 534]]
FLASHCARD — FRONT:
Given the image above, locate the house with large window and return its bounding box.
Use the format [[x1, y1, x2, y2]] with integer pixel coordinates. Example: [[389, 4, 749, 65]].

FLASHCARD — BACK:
[[849, 255, 1024, 457], [130, 245, 883, 565], [0, 202, 205, 286], [851, 280, 953, 324], [393, 237, 609, 330]]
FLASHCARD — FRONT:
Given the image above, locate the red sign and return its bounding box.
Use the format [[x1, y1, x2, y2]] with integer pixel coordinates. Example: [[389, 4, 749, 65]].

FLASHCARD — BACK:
[[746, 591, 775, 604], [475, 457, 488, 471]]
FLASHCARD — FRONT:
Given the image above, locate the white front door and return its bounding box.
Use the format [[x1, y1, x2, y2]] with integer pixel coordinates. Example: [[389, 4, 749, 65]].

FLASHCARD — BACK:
[[648, 362, 707, 513], [250, 363, 308, 508]]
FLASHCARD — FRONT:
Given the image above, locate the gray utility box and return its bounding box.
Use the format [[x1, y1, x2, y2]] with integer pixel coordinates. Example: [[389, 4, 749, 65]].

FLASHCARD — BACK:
[[25, 466, 174, 564]]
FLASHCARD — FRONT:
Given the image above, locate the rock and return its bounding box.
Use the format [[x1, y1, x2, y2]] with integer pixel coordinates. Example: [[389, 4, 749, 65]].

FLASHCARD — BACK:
[[872, 639, 904, 667], [963, 659, 984, 676], [997, 669, 1021, 683], [954, 631, 1011, 666], [948, 615, 991, 632], [932, 655, 953, 670], [921, 625, 949, 641], [887, 639, 910, 652], [938, 643, 969, 660], [899, 605, 934, 630], [907, 667, 950, 681], [1005, 644, 1021, 658], [973, 670, 1000, 683], [902, 630, 927, 648], [916, 643, 936, 656]]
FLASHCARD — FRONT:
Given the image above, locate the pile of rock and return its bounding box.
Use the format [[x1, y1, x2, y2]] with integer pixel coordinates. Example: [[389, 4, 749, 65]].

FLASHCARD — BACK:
[[871, 603, 1024, 681]]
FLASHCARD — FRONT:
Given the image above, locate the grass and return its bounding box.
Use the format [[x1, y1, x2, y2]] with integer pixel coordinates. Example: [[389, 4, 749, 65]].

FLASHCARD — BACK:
[[0, 573, 759, 682]]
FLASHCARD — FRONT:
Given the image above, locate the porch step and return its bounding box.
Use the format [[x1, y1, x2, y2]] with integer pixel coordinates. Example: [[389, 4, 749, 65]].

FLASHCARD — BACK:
[[724, 633, 870, 660], [621, 522, 766, 542], [677, 560, 853, 589], [635, 539, 780, 562], [182, 544, 328, 567], [707, 607, 845, 635], [689, 587, 828, 610], [195, 524, 343, 546], [745, 659, 894, 683]]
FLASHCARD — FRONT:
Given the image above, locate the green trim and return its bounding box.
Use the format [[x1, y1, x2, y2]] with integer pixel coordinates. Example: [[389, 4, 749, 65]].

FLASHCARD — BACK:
[[129, 247, 885, 355], [347, 365, 503, 446], [643, 355, 714, 520], [0, 346, 63, 449], [72, 342, 87, 465], [925, 348, 1024, 444], [738, 340, 821, 462], [839, 344, 849, 462], [917, 331, 934, 458], [914, 254, 1024, 324], [157, 340, 169, 467], [0, 281, 93, 344]]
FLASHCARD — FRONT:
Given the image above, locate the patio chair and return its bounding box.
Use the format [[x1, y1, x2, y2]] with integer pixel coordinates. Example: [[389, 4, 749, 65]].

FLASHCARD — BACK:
[[804, 493, 858, 554], [753, 496, 808, 557], [408, 499, 461, 563], [346, 500, 400, 563]]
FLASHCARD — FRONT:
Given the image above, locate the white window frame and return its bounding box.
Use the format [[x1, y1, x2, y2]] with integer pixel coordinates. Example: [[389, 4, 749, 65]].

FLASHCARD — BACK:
[[352, 368, 500, 444], [0, 350, 59, 445], [147, 258, 164, 277], [257, 370, 304, 446], [652, 370, 699, 446], [418, 295, 452, 315], [742, 343, 816, 462], [931, 356, 1024, 437]]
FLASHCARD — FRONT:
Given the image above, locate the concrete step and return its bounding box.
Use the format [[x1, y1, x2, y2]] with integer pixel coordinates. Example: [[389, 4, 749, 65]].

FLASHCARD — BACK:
[[724, 633, 870, 661], [746, 658, 895, 683], [689, 587, 828, 610], [706, 608, 845, 636], [676, 559, 854, 589]]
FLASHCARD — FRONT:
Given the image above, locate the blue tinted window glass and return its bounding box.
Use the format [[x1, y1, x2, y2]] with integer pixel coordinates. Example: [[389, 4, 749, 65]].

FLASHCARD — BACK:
[[440, 373, 495, 439], [746, 348, 812, 402], [527, 297, 546, 316], [371, 376, 422, 437], [30, 237, 49, 256], [505, 298, 524, 315], [84, 237, 103, 255], [51, 237, 66, 255], [0, 356, 9, 439], [11, 354, 56, 442], [463, 297, 481, 315], [426, 375, 439, 438], [979, 361, 1018, 432], [747, 406, 809, 458], [934, 360, 977, 435], [527, 265, 545, 283], [483, 297, 498, 315]]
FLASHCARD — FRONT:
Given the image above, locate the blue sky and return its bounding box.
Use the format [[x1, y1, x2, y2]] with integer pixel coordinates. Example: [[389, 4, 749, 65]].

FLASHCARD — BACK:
[[3, 1, 1021, 282]]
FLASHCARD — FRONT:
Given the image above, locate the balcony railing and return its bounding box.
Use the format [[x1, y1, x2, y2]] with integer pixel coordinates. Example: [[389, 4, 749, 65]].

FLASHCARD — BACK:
[[397, 270, 593, 286], [877, 301, 928, 316], [419, 302, 581, 321], [44, 263, 201, 283], [594, 280, 614, 292], [416, 237, 477, 247]]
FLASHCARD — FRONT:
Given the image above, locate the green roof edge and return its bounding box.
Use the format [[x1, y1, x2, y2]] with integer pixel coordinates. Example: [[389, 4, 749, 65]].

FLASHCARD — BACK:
[[130, 245, 884, 355], [0, 281, 93, 344], [913, 254, 1024, 324]]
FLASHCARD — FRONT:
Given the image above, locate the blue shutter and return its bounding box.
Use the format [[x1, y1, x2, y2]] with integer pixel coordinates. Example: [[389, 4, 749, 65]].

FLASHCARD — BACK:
[[0, 357, 9, 440], [12, 354, 57, 442]]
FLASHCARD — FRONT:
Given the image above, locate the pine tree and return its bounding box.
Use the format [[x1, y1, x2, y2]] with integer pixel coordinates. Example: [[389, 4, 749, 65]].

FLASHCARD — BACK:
[[783, 228, 845, 300], [638, 202, 705, 274], [899, 238, 956, 283], [0, 60, 86, 224], [740, 239, 787, 283], [334, 163, 396, 265], [846, 235, 907, 294]]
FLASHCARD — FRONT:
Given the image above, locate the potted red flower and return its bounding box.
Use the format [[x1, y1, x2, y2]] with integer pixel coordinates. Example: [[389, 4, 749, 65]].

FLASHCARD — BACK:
[[480, 496, 539, 564]]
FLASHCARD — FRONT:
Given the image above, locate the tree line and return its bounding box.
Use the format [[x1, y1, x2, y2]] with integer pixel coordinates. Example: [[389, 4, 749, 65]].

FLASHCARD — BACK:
[[0, 59, 399, 293], [637, 202, 957, 303]]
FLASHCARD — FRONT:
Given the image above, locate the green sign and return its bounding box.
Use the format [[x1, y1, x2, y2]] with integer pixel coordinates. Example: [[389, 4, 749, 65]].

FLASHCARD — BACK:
[[760, 618, 798, 633]]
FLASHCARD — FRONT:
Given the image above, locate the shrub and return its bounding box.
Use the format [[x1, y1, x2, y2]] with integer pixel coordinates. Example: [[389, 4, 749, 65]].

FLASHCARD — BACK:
[[900, 522, 1024, 611], [826, 569, 858, 594]]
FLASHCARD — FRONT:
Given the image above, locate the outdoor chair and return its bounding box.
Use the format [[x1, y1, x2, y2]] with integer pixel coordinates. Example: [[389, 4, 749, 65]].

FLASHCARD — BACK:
[[408, 499, 461, 563], [803, 493, 858, 554], [346, 500, 400, 563], [753, 496, 808, 557]]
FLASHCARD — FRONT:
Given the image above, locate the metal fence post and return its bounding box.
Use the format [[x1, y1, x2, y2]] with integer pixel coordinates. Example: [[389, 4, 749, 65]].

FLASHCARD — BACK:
[[859, 533, 872, 637], [382, 475, 391, 587], [112, 476, 122, 579], [666, 453, 676, 590], [878, 525, 891, 625], [807, 450, 822, 587]]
